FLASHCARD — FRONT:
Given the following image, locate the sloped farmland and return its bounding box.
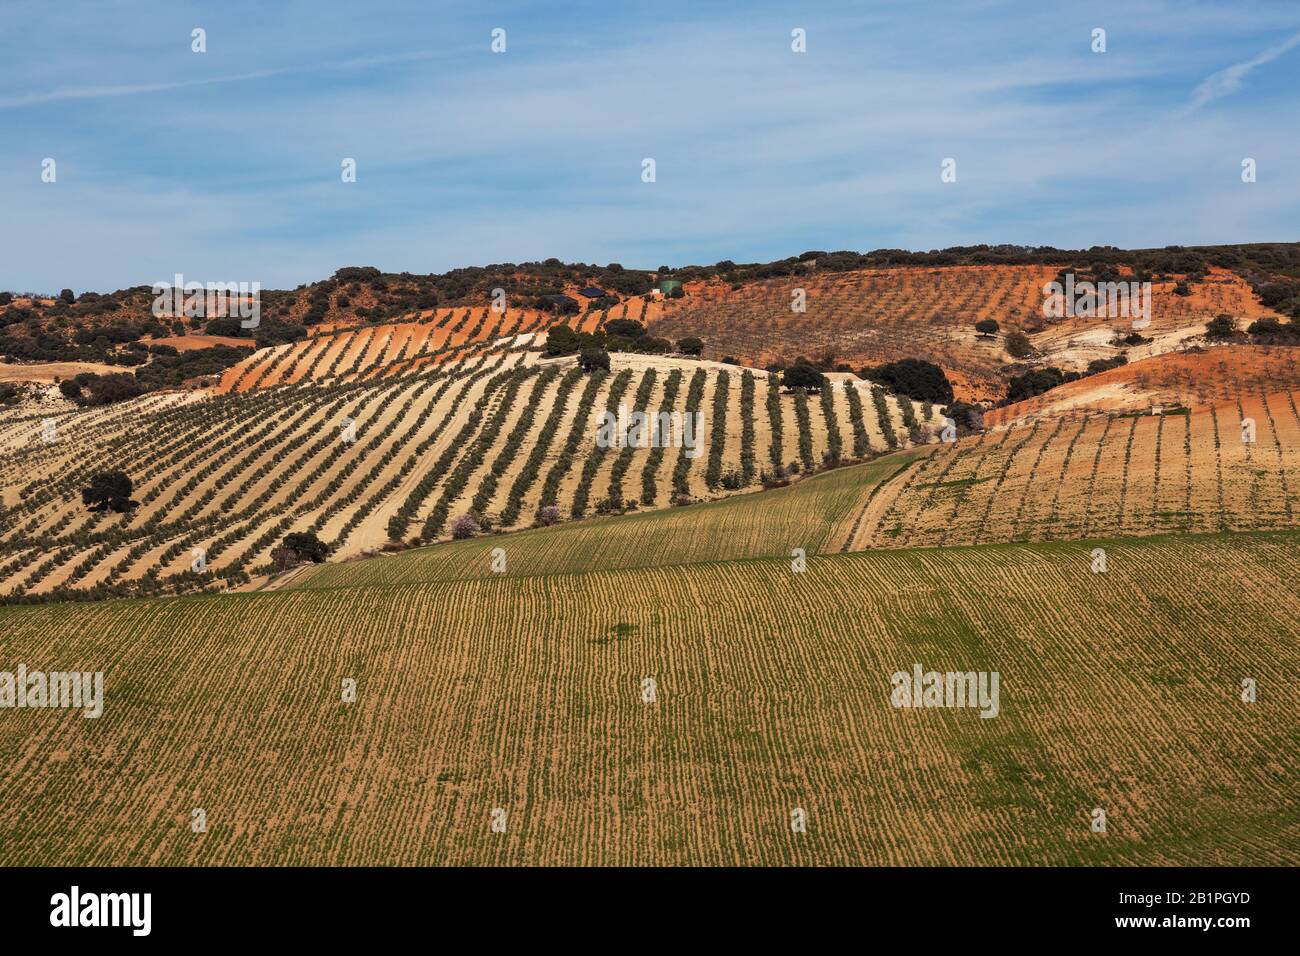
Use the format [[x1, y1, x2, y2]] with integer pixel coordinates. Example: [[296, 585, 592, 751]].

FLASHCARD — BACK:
[[0, 343, 931, 601], [0, 531, 1294, 865], [851, 387, 1300, 550]]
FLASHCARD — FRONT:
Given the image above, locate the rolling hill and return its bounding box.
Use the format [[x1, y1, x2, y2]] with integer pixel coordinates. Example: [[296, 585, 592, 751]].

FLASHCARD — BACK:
[[0, 306, 935, 602], [2, 246, 1298, 868], [649, 266, 1283, 402]]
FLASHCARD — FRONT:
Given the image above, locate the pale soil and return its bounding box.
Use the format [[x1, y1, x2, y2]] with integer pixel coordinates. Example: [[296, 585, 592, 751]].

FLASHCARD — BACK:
[[330, 359, 522, 545], [0, 360, 118, 383], [582, 369, 660, 511], [431, 371, 538, 531], [335, 363, 505, 553], [487, 371, 577, 520], [554, 374, 618, 513]]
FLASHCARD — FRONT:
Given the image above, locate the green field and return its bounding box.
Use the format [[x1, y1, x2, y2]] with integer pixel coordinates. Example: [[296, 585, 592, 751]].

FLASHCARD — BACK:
[[1, 530, 1295, 865], [290, 450, 926, 589]]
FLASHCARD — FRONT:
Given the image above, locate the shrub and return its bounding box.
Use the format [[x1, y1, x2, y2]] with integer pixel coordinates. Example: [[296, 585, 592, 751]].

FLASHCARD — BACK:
[[861, 358, 953, 404], [450, 514, 479, 539], [844, 383, 870, 456], [671, 369, 708, 498], [819, 384, 842, 463], [1247, 316, 1300, 343], [1005, 367, 1072, 404], [80, 373, 150, 406], [870, 386, 897, 449], [739, 370, 757, 484], [604, 318, 645, 339], [282, 531, 329, 563], [766, 375, 784, 470], [782, 362, 826, 392], [133, 344, 251, 390], [1085, 356, 1128, 376], [945, 401, 985, 433], [578, 348, 610, 372], [1005, 331, 1033, 359], [677, 336, 704, 356], [1204, 314, 1238, 341], [705, 371, 730, 488], [544, 324, 580, 355]]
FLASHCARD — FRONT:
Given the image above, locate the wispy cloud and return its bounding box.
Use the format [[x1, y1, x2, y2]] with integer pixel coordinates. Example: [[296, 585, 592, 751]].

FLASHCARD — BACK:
[[0, 49, 449, 109], [1187, 29, 1300, 111], [1, 0, 1296, 292]]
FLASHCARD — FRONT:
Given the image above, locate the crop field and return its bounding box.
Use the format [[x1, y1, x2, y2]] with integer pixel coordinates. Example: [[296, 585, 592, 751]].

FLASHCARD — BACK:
[[0, 341, 932, 600], [292, 449, 928, 589], [651, 267, 1280, 402], [0, 530, 1294, 866], [852, 388, 1300, 549]]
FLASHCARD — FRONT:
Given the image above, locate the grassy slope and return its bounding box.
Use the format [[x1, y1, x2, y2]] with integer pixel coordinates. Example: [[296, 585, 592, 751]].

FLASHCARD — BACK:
[[290, 449, 929, 589], [0, 530, 1295, 865]]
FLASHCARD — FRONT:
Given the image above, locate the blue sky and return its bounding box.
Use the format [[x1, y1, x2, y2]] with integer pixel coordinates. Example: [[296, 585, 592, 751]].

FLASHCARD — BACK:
[[1, 0, 1297, 293]]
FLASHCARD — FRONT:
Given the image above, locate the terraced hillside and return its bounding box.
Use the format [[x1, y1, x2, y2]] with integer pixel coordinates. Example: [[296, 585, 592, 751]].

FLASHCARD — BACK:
[[0, 335, 933, 601], [651, 266, 1280, 402], [1, 530, 1294, 865]]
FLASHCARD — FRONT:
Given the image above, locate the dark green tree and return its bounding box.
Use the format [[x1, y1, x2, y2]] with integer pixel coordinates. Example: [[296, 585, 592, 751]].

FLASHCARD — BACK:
[[282, 531, 329, 563], [579, 348, 611, 373], [782, 363, 827, 392], [82, 471, 136, 512]]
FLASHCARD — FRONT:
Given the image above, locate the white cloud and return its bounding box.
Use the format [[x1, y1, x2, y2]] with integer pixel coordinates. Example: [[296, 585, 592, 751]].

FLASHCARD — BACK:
[[1187, 29, 1300, 111], [0, 50, 451, 110]]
